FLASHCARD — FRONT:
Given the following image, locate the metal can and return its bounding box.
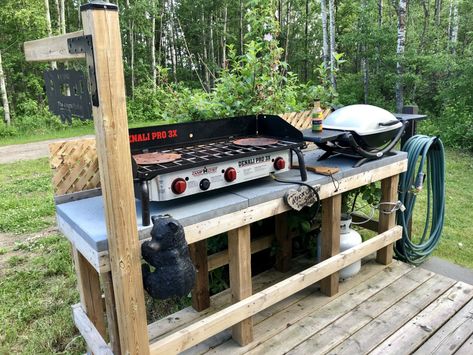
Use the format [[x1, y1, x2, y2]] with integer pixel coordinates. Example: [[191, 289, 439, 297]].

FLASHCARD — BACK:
[[312, 118, 323, 132]]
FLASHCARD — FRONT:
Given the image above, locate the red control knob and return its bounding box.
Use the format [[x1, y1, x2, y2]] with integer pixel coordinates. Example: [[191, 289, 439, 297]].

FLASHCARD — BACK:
[[171, 178, 187, 194], [274, 157, 286, 170], [224, 167, 237, 182]]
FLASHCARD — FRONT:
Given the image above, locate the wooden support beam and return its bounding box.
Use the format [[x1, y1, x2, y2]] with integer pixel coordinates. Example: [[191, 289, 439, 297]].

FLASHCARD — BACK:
[[72, 304, 113, 355], [377, 175, 400, 265], [81, 4, 149, 354], [101, 272, 121, 355], [149, 226, 402, 354], [275, 213, 291, 272], [24, 30, 86, 62], [351, 211, 379, 232], [72, 248, 107, 339], [189, 240, 210, 311], [320, 194, 341, 296], [228, 225, 253, 345], [208, 235, 273, 271]]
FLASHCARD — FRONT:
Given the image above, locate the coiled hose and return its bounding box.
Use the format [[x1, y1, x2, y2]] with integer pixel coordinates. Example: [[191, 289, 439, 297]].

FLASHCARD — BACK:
[[395, 135, 445, 265]]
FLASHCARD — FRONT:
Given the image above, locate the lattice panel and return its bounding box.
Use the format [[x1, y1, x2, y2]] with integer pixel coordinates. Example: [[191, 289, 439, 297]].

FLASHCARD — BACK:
[[49, 138, 101, 196], [281, 108, 331, 130]]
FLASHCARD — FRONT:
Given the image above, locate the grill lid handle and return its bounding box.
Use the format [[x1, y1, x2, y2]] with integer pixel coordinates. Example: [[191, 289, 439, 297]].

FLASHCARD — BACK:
[[379, 119, 400, 127]]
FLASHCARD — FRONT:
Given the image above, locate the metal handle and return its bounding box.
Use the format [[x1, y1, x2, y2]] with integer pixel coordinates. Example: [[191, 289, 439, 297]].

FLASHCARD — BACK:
[[379, 119, 401, 127]]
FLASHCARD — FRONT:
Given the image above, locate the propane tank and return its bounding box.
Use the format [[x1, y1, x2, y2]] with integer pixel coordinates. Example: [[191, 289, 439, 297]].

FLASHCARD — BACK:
[[317, 213, 362, 280]]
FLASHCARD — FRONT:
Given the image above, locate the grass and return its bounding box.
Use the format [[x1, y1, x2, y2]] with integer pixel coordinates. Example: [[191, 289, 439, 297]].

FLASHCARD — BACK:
[[0, 235, 84, 354], [0, 119, 173, 147], [0, 148, 472, 352], [0, 158, 55, 234], [0, 125, 94, 147], [430, 150, 473, 267]]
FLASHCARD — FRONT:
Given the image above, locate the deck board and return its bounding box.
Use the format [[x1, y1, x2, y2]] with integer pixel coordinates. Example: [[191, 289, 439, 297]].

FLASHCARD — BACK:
[[244, 262, 412, 354], [153, 258, 473, 355], [455, 333, 473, 355], [201, 260, 394, 355], [327, 273, 457, 355], [413, 297, 473, 354], [370, 282, 473, 355], [286, 267, 435, 355]]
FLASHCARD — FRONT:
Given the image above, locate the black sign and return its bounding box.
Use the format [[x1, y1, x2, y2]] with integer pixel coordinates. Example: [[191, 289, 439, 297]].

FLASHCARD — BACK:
[[44, 69, 92, 123]]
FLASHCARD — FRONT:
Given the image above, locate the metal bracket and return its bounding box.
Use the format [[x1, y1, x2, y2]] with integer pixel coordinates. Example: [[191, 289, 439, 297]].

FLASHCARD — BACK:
[[67, 35, 99, 107]]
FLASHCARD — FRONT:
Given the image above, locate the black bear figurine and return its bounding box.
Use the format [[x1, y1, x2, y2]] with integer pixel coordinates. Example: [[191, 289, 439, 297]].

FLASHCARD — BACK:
[[141, 215, 196, 299]]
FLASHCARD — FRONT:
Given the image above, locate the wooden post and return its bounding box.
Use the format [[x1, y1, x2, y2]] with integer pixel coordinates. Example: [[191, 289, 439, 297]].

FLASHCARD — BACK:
[[320, 194, 341, 296], [275, 213, 291, 272], [80, 2, 149, 353], [189, 240, 210, 311], [228, 225, 253, 345], [377, 175, 400, 265], [101, 272, 121, 354], [72, 248, 107, 339]]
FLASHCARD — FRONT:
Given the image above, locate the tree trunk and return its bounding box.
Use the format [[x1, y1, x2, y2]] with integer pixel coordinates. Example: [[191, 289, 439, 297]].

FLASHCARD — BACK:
[[54, 0, 60, 28], [420, 0, 430, 51], [151, 0, 157, 91], [240, 0, 244, 55], [435, 0, 442, 26], [222, 6, 228, 69], [395, 0, 407, 113], [328, 0, 336, 90], [44, 0, 57, 69], [284, 1, 291, 66], [378, 0, 383, 27], [201, 11, 210, 91], [304, 0, 309, 81], [361, 0, 369, 103], [376, 0, 382, 73], [0, 51, 11, 126], [125, 0, 135, 95], [60, 0, 65, 34], [320, 0, 329, 69], [278, 0, 283, 31], [170, 0, 177, 83], [209, 14, 215, 88], [449, 0, 459, 54], [158, 1, 164, 74]]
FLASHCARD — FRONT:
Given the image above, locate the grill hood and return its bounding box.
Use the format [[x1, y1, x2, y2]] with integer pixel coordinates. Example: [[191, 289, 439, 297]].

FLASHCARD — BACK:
[[323, 104, 402, 136]]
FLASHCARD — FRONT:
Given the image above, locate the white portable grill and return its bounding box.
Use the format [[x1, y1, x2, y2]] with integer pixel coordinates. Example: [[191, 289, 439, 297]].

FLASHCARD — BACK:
[[303, 104, 406, 167]]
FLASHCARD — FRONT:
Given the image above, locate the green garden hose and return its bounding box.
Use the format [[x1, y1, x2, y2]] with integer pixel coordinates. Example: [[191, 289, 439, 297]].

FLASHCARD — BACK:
[[395, 135, 446, 265]]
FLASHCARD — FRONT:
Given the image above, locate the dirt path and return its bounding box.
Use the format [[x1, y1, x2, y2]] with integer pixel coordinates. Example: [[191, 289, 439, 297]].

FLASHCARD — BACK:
[[0, 135, 93, 164], [0, 226, 58, 275]]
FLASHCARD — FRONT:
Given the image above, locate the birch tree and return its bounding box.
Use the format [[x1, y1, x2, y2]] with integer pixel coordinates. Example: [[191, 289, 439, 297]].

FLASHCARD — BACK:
[[361, 0, 369, 103], [151, 0, 157, 91], [395, 0, 407, 112], [44, 0, 57, 69], [0, 51, 11, 126], [320, 0, 329, 70], [448, 0, 459, 54]]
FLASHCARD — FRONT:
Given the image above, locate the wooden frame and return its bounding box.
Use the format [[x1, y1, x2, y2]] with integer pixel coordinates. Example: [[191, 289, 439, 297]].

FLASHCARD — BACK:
[[27, 2, 408, 354]]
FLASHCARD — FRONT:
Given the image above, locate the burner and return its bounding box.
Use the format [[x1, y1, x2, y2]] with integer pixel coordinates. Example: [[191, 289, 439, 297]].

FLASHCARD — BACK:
[[233, 137, 279, 147], [133, 152, 181, 165]]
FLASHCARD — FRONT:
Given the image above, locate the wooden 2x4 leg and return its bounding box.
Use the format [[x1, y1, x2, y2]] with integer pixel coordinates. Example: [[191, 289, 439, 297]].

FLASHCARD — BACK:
[[228, 225, 253, 345], [377, 175, 400, 265], [320, 194, 342, 297]]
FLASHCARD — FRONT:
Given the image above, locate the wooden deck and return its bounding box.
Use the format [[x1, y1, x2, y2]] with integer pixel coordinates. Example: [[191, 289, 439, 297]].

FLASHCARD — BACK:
[[148, 257, 473, 355]]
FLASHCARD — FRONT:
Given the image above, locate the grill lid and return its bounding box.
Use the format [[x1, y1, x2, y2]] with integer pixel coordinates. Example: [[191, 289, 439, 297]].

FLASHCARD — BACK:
[[323, 104, 402, 136]]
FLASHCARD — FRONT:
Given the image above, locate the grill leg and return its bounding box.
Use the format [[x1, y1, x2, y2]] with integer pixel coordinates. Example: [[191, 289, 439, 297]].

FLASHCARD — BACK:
[[140, 180, 150, 226]]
